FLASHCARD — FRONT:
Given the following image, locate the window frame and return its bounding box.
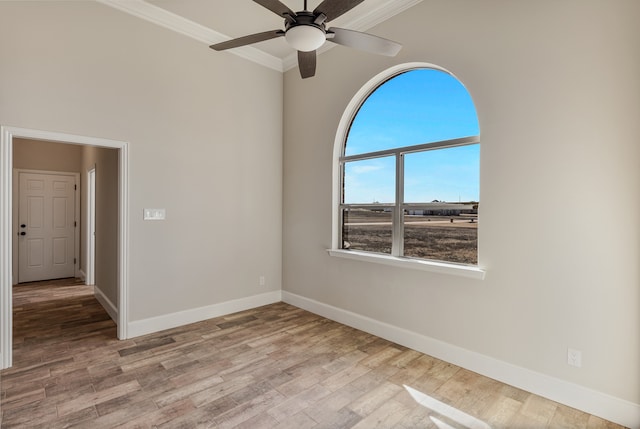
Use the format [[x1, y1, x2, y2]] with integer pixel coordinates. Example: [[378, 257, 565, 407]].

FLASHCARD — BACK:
[[340, 136, 480, 258], [330, 63, 485, 279]]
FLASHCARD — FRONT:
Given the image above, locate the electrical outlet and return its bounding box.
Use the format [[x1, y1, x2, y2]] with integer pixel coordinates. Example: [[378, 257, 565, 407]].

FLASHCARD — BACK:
[[259, 276, 266, 286], [568, 348, 582, 367]]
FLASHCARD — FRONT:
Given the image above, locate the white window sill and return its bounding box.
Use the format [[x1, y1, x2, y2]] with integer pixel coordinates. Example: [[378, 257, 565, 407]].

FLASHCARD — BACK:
[[327, 249, 485, 280]]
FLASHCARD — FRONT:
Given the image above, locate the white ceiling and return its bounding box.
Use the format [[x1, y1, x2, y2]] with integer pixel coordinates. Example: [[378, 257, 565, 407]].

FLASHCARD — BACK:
[[98, 0, 422, 72]]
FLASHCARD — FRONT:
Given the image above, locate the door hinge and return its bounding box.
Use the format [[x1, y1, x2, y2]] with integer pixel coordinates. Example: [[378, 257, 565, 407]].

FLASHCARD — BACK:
[[74, 221, 77, 227], [74, 184, 77, 190], [74, 258, 77, 264]]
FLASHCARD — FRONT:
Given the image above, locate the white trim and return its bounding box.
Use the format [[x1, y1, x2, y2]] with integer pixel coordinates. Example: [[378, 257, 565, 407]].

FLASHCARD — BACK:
[[94, 284, 118, 323], [86, 166, 96, 286], [281, 291, 640, 429], [95, 0, 283, 72], [282, 0, 423, 71], [327, 249, 485, 280], [340, 0, 423, 31], [127, 291, 282, 338], [0, 128, 12, 369], [117, 141, 130, 341], [0, 126, 130, 370], [78, 269, 87, 282]]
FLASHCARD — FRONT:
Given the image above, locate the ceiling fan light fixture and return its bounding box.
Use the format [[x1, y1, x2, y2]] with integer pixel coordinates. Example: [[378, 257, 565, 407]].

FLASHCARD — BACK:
[[210, 0, 402, 79], [285, 25, 326, 52]]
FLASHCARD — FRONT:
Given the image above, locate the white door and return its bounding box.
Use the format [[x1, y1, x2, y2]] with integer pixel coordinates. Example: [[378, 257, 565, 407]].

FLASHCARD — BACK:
[[18, 172, 77, 282]]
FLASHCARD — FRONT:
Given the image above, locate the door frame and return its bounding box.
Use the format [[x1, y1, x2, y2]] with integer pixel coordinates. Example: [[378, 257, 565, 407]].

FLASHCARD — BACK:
[[1, 126, 130, 369], [87, 166, 96, 286], [13, 169, 81, 283]]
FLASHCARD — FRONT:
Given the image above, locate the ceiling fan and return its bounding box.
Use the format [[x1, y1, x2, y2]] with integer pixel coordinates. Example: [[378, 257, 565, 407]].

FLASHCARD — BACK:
[[209, 0, 402, 79]]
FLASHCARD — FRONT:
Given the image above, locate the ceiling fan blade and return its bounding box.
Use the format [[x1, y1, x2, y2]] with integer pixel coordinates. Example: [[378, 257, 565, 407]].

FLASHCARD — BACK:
[[314, 0, 364, 22], [328, 27, 402, 56], [298, 50, 317, 79], [253, 0, 296, 18], [210, 30, 284, 51]]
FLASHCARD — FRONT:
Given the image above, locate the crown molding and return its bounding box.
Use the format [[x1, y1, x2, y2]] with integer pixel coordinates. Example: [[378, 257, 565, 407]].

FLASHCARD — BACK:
[[95, 0, 284, 72], [96, 0, 421, 74], [282, 0, 423, 71]]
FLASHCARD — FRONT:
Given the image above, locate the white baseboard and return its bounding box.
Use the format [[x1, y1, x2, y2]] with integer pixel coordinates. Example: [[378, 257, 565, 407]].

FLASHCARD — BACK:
[[78, 269, 86, 283], [127, 290, 282, 339], [94, 285, 118, 323], [282, 291, 640, 429]]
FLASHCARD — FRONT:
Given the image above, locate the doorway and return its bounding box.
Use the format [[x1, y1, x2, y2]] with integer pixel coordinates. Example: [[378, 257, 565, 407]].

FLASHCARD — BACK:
[[0, 126, 130, 369]]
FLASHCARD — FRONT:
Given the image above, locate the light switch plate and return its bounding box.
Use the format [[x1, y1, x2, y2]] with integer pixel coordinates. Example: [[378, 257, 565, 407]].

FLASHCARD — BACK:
[[144, 208, 166, 220]]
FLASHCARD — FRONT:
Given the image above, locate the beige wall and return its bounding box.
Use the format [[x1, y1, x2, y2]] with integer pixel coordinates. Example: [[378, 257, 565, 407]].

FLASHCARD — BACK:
[[0, 1, 283, 320], [283, 0, 639, 408], [13, 138, 83, 172], [80, 146, 119, 305]]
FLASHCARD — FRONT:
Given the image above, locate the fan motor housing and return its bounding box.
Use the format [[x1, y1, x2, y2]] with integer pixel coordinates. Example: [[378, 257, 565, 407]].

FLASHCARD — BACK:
[[284, 12, 327, 52]]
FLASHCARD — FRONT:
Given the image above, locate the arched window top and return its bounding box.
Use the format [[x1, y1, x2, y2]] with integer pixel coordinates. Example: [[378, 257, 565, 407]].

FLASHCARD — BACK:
[[345, 68, 479, 157]]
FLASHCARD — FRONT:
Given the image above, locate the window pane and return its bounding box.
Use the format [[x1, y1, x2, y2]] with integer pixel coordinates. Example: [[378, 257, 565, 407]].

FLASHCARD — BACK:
[[342, 208, 392, 254], [403, 144, 479, 265], [404, 144, 479, 204], [345, 69, 479, 156], [344, 156, 395, 204], [404, 215, 477, 264]]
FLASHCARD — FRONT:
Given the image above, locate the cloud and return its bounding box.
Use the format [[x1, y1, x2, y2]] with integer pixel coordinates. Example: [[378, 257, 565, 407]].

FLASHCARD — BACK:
[[351, 165, 383, 174]]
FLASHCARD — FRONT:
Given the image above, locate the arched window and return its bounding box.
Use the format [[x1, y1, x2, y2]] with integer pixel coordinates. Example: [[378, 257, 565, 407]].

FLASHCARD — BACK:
[[336, 66, 480, 266]]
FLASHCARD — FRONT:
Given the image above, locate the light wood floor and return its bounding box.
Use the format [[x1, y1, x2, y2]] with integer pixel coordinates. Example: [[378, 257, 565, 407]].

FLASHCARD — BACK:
[[0, 279, 626, 428]]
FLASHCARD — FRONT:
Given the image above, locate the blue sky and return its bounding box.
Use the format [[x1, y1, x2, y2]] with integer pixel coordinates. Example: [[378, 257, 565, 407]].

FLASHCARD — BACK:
[[344, 69, 480, 204]]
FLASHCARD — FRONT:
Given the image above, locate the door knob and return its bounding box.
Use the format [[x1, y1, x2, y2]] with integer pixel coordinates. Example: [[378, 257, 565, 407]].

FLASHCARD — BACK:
[[19, 231, 26, 236], [20, 224, 26, 228]]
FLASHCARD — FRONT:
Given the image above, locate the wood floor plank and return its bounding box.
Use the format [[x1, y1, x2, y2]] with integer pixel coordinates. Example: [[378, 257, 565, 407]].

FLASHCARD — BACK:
[[232, 410, 280, 429], [312, 406, 362, 429], [0, 278, 628, 429], [215, 389, 286, 429], [359, 345, 405, 369], [392, 403, 440, 429], [0, 399, 59, 428], [550, 403, 592, 428], [484, 396, 524, 427], [347, 380, 403, 417], [272, 410, 318, 429], [320, 363, 372, 392], [276, 366, 330, 397], [268, 383, 332, 422], [350, 398, 410, 429], [513, 393, 559, 426], [113, 398, 196, 429], [55, 379, 142, 416], [48, 406, 100, 429], [188, 373, 255, 408], [302, 382, 371, 424], [0, 386, 46, 412]]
